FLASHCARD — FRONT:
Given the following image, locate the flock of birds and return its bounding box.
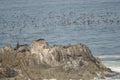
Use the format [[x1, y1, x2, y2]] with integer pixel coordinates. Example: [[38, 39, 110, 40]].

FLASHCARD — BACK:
[[0, 11, 120, 43]]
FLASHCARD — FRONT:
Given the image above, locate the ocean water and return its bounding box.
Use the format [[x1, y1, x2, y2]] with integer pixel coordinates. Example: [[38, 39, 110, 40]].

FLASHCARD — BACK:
[[0, 0, 120, 79]]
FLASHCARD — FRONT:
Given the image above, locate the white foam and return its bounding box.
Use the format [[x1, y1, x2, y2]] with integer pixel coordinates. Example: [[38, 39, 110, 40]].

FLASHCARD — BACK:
[[98, 55, 120, 73], [109, 67, 120, 73], [102, 61, 120, 73], [97, 55, 120, 59]]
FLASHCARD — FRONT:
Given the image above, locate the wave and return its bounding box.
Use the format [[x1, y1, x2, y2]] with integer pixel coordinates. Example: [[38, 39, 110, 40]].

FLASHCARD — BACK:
[[103, 61, 120, 72], [99, 58, 120, 80], [97, 54, 120, 59], [103, 62, 120, 72], [109, 67, 120, 73], [96, 54, 120, 73]]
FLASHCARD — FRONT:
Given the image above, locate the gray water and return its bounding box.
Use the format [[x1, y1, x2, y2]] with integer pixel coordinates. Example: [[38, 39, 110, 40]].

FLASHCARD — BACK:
[[0, 0, 120, 79]]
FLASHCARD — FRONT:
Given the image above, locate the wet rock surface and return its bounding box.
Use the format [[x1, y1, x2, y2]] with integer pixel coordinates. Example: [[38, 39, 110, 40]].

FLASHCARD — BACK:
[[0, 39, 118, 80]]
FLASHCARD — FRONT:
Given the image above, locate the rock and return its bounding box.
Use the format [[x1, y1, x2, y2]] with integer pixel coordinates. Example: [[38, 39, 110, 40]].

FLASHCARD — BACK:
[[0, 68, 17, 79], [16, 44, 30, 53], [4, 44, 13, 51], [0, 68, 6, 75], [29, 39, 109, 72], [5, 68, 18, 78], [0, 44, 13, 54], [0, 39, 116, 80], [104, 71, 119, 77], [30, 39, 59, 66], [0, 68, 6, 79], [2, 39, 98, 69]]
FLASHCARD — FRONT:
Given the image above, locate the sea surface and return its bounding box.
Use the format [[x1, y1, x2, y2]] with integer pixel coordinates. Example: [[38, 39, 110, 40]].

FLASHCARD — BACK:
[[0, 0, 120, 79]]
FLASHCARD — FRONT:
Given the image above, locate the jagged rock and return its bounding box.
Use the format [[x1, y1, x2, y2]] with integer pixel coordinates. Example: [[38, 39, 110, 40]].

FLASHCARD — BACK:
[[0, 68, 6, 75], [29, 39, 109, 72], [0, 68, 17, 78], [4, 44, 13, 51], [0, 39, 117, 80], [0, 68, 6, 78], [30, 39, 59, 66], [16, 44, 30, 53], [0, 44, 14, 54], [5, 68, 18, 78]]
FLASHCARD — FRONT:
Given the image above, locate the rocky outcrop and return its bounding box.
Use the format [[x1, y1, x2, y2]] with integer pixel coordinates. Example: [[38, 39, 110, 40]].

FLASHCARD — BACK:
[[29, 39, 106, 70], [0, 39, 118, 80]]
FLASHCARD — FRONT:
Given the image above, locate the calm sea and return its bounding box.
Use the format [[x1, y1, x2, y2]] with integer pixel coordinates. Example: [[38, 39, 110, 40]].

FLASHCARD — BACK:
[[0, 0, 120, 79]]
